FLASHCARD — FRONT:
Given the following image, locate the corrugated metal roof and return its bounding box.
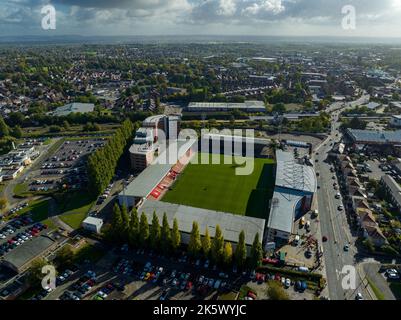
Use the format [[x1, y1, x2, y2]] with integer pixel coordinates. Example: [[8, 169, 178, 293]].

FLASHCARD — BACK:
[[122, 163, 172, 198], [138, 199, 265, 246], [347, 129, 401, 144], [2, 236, 55, 270], [267, 188, 304, 234], [121, 139, 197, 198], [275, 150, 316, 193]]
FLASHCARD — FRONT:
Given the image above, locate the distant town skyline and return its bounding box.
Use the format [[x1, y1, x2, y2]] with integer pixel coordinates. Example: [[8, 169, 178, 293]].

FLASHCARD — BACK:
[[1, 0, 401, 38]]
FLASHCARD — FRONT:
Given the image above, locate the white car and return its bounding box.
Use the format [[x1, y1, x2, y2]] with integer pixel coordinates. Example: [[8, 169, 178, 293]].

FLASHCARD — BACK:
[[386, 270, 400, 279], [44, 286, 52, 293], [335, 193, 341, 199], [98, 291, 108, 299], [387, 272, 399, 279], [284, 278, 291, 288], [0, 233, 5, 239], [355, 293, 364, 300]]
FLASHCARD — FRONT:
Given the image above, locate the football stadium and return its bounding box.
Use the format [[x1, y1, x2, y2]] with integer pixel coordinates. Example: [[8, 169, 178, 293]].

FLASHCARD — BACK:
[[119, 116, 317, 249], [162, 153, 275, 219]]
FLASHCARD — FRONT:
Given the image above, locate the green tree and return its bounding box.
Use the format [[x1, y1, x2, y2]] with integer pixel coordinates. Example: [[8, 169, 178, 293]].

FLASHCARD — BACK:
[[0, 197, 8, 212], [272, 103, 286, 114], [28, 258, 50, 286], [0, 116, 10, 137], [139, 212, 149, 247], [211, 225, 225, 264], [363, 238, 375, 253], [112, 203, 123, 239], [121, 204, 130, 238], [63, 120, 70, 130], [128, 208, 139, 246], [223, 242, 233, 267], [11, 126, 23, 139], [235, 230, 247, 269], [160, 213, 171, 253], [149, 212, 161, 250], [55, 245, 74, 267], [171, 218, 181, 252], [201, 227, 211, 258], [188, 221, 202, 257], [267, 281, 290, 300], [250, 233, 263, 268]]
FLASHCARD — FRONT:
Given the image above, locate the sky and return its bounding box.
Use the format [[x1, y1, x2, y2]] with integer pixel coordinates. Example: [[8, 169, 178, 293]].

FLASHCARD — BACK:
[[1, 0, 401, 38]]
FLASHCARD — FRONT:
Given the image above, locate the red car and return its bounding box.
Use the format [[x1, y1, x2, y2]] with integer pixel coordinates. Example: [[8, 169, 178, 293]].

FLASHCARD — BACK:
[[186, 281, 193, 290], [262, 258, 279, 265], [247, 291, 257, 300]]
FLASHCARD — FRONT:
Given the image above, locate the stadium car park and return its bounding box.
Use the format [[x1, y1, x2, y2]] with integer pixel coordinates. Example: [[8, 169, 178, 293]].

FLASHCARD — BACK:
[[42, 245, 314, 301], [30, 139, 106, 192]]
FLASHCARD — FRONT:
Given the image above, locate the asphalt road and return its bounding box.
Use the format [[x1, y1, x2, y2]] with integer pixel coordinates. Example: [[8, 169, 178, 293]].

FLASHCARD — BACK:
[[313, 93, 373, 300]]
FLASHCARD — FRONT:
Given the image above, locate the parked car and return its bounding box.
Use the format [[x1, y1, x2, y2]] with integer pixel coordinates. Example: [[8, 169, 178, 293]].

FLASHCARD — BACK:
[[355, 293, 364, 300], [284, 278, 291, 288]]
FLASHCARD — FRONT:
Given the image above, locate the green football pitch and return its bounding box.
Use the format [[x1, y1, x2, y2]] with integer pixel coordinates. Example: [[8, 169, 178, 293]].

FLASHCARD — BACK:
[[162, 153, 275, 219]]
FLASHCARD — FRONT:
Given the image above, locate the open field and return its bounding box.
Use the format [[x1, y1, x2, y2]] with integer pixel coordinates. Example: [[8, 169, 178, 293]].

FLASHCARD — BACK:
[[58, 192, 95, 229], [162, 153, 275, 219]]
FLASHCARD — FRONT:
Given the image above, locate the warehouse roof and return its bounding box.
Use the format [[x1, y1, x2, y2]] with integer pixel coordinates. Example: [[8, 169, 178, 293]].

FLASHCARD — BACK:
[[187, 101, 265, 110], [139, 199, 265, 246], [52, 103, 95, 116], [347, 129, 401, 144], [2, 236, 55, 271]]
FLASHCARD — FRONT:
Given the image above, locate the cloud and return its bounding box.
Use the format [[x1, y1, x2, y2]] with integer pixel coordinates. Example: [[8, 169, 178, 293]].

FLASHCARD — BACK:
[[0, 0, 401, 37], [217, 0, 237, 16]]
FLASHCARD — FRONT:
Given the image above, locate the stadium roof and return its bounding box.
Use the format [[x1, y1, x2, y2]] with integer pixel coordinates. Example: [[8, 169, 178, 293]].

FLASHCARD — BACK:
[[122, 139, 197, 198], [267, 150, 316, 236], [275, 150, 317, 193], [139, 199, 265, 246], [347, 129, 401, 144], [51, 103, 95, 116], [201, 133, 271, 147], [268, 187, 305, 234], [122, 163, 172, 198]]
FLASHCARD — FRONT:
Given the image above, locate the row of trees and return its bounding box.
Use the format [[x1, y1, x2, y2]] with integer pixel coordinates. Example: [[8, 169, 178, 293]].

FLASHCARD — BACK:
[[87, 119, 135, 196], [111, 204, 264, 269]]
